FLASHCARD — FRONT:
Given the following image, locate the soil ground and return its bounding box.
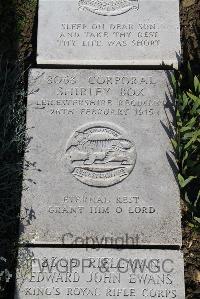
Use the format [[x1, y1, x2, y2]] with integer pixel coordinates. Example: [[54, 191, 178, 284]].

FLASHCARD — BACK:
[[180, 0, 200, 71], [0, 0, 200, 298]]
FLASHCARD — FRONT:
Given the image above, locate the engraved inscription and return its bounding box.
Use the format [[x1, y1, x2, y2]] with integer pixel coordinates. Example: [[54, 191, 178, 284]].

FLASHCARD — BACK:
[[34, 73, 164, 118], [66, 123, 136, 187], [78, 0, 139, 16], [57, 22, 160, 50], [16, 248, 184, 298]]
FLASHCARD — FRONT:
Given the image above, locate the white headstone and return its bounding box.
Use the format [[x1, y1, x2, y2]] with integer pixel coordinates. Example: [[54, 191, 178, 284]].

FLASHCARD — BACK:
[[19, 69, 182, 246], [37, 0, 181, 68]]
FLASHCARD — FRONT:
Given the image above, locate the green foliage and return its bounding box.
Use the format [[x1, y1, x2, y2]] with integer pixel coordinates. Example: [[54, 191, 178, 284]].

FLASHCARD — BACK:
[[171, 63, 200, 225]]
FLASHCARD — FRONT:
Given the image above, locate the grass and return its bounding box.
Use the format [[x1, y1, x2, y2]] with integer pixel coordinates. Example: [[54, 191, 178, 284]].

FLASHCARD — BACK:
[[0, 1, 37, 297], [0, 58, 27, 298]]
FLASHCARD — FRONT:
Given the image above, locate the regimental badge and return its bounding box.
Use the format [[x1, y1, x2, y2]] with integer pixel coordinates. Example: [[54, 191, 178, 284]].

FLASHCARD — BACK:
[[66, 123, 137, 187], [78, 0, 139, 16]]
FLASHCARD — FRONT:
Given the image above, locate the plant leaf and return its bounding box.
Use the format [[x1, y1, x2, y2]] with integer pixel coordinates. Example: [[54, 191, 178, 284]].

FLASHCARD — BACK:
[[194, 76, 200, 93], [178, 174, 197, 188]]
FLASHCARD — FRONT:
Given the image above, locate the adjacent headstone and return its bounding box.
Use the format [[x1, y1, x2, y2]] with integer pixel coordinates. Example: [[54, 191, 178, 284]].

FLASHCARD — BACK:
[[19, 69, 182, 246], [37, 0, 181, 68], [15, 247, 185, 298]]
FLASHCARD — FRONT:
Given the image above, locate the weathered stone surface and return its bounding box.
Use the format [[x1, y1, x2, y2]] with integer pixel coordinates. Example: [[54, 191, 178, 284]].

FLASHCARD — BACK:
[[20, 69, 182, 246], [15, 248, 185, 298], [37, 0, 181, 68]]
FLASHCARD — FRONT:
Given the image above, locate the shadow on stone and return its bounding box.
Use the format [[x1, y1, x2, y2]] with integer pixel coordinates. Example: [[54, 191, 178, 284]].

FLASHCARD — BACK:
[[159, 70, 179, 185]]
